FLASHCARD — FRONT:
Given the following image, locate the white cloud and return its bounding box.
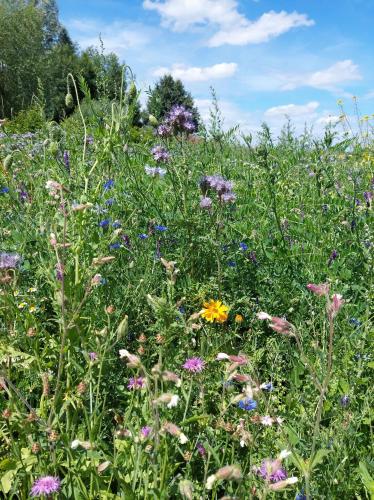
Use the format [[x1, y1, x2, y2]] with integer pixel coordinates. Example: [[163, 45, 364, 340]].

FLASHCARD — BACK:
[[316, 115, 341, 125], [67, 19, 150, 58], [281, 60, 362, 91], [208, 11, 314, 47], [195, 98, 258, 134], [152, 62, 237, 82], [265, 101, 320, 118], [143, 0, 314, 46]]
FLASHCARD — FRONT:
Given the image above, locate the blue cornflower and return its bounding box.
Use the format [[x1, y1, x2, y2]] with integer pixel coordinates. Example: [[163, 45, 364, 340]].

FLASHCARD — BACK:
[[227, 260, 236, 267], [105, 198, 115, 206], [138, 233, 149, 239], [112, 220, 121, 228], [239, 242, 248, 251], [109, 243, 121, 250], [260, 382, 273, 392], [0, 187, 10, 194], [237, 398, 257, 411], [100, 277, 108, 285], [103, 179, 114, 191], [154, 225, 168, 232], [99, 219, 110, 228], [178, 306, 185, 314], [349, 317, 361, 328], [296, 491, 307, 500]]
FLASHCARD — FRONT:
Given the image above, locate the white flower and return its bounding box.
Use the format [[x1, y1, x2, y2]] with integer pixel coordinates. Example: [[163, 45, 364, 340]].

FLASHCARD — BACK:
[[167, 395, 180, 408], [276, 416, 284, 425], [257, 311, 271, 320], [260, 415, 273, 426], [279, 449, 291, 460], [216, 352, 230, 361], [71, 439, 81, 449], [206, 474, 217, 490], [179, 432, 188, 444]]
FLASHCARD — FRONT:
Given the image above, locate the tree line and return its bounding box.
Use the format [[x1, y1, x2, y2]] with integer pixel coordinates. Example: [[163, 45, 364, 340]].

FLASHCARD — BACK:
[[0, 0, 199, 128]]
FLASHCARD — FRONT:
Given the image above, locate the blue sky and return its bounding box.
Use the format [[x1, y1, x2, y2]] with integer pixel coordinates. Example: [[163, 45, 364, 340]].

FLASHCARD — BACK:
[[58, 0, 374, 135]]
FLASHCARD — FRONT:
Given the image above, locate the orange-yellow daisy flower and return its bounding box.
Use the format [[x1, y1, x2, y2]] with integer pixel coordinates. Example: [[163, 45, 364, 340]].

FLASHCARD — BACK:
[[201, 299, 228, 323], [235, 314, 244, 323]]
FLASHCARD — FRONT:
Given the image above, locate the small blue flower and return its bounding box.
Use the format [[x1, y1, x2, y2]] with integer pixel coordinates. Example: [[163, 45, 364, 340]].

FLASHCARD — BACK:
[[239, 242, 248, 251], [260, 382, 273, 392], [103, 179, 114, 190], [0, 187, 10, 194], [109, 243, 121, 250], [138, 233, 149, 239], [105, 198, 115, 206], [112, 220, 121, 228], [340, 395, 350, 407], [178, 306, 185, 314], [100, 277, 108, 285], [99, 219, 110, 228], [237, 398, 257, 411], [296, 491, 307, 500], [154, 225, 168, 232], [349, 317, 361, 328], [227, 260, 236, 267]]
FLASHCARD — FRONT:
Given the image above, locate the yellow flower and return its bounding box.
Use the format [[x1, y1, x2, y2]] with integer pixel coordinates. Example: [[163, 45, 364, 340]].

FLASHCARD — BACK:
[[29, 305, 36, 313], [27, 287, 37, 293], [201, 300, 228, 323], [13, 290, 20, 297], [235, 314, 244, 323], [18, 302, 27, 309]]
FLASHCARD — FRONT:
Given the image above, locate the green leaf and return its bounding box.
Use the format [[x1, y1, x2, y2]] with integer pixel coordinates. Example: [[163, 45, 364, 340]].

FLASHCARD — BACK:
[[1, 470, 16, 494], [358, 462, 374, 497], [310, 449, 331, 471]]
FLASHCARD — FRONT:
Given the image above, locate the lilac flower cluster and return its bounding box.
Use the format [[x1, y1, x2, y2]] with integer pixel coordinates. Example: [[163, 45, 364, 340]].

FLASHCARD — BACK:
[[0, 252, 21, 269], [157, 105, 196, 136], [151, 145, 170, 163], [199, 174, 236, 208]]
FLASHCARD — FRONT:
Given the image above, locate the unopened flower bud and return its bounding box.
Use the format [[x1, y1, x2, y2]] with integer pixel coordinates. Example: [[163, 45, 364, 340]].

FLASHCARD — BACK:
[[179, 479, 194, 500]]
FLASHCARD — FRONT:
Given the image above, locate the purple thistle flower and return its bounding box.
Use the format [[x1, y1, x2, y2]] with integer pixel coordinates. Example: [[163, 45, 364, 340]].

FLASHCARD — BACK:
[[200, 196, 212, 209], [141, 426, 152, 438], [30, 476, 61, 497], [182, 357, 205, 373], [196, 442, 207, 457], [127, 377, 145, 390], [151, 145, 170, 163], [258, 459, 287, 483], [0, 252, 21, 269], [237, 398, 257, 411]]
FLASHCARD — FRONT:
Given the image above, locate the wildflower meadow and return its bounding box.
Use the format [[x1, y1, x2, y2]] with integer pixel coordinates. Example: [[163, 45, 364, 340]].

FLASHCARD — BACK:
[[0, 79, 373, 499]]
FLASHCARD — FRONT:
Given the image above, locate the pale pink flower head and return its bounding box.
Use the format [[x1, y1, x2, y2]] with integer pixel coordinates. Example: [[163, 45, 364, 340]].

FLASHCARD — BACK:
[[329, 293, 344, 318], [30, 476, 61, 497], [182, 357, 205, 373], [269, 317, 293, 335], [260, 415, 273, 426], [307, 283, 330, 296], [119, 349, 141, 368]]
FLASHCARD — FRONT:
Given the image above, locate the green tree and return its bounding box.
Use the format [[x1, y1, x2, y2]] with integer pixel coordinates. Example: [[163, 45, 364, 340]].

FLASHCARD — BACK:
[[146, 74, 200, 127]]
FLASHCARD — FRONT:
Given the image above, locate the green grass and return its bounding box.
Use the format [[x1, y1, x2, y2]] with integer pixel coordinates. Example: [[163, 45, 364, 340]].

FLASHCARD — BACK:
[[0, 99, 373, 499]]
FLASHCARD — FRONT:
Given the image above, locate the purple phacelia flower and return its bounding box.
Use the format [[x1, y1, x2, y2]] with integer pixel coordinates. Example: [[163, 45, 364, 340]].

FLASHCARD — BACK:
[[200, 196, 212, 209], [89, 352, 98, 361], [63, 150, 70, 172], [151, 145, 170, 163], [0, 252, 21, 269]]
